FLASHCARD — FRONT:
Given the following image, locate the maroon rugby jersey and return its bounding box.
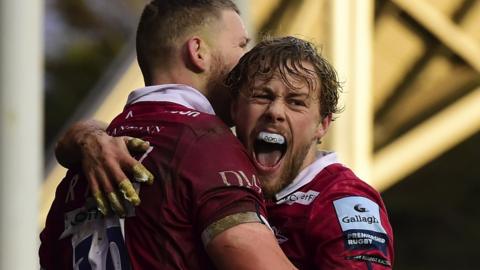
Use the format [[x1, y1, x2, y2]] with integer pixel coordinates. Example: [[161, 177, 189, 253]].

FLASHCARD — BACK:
[[268, 152, 394, 269], [40, 85, 266, 270], [40, 169, 131, 270]]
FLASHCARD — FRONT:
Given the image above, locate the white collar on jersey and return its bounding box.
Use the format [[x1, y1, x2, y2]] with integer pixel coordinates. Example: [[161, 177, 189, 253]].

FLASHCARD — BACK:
[[274, 151, 340, 201], [126, 84, 216, 115]]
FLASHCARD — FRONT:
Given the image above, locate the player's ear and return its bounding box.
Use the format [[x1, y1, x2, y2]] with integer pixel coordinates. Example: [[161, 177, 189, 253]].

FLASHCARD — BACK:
[[314, 113, 332, 141], [186, 36, 210, 73]]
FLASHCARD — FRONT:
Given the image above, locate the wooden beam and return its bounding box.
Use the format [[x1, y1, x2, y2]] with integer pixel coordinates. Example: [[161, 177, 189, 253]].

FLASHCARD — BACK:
[[372, 87, 480, 191], [392, 0, 480, 72], [326, 0, 374, 182]]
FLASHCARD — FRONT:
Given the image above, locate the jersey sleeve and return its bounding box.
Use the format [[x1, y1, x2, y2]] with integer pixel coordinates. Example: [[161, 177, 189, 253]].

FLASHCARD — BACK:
[[307, 177, 394, 269], [39, 170, 76, 269], [176, 129, 268, 246]]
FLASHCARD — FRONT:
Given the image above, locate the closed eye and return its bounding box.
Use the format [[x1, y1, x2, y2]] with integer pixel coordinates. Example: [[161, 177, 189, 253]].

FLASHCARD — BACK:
[[288, 99, 307, 107], [250, 89, 274, 103], [252, 93, 272, 101]]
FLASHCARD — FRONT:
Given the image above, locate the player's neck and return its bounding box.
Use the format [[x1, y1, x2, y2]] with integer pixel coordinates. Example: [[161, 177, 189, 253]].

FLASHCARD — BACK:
[[149, 67, 208, 96]]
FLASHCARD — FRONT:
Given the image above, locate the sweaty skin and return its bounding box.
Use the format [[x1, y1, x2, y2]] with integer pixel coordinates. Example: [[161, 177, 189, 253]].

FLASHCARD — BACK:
[[233, 64, 330, 198]]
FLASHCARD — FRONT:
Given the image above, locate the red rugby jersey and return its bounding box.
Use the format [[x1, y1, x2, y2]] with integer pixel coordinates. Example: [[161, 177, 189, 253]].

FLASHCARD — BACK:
[[268, 152, 394, 269], [114, 101, 265, 269], [40, 85, 266, 270]]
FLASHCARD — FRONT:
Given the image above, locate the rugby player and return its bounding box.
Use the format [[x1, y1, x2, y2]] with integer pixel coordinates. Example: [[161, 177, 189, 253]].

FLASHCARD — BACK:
[[39, 1, 295, 269], [50, 36, 395, 269], [228, 36, 394, 269]]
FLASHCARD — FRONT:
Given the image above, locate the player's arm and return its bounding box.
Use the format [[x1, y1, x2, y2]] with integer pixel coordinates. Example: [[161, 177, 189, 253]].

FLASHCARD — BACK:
[[207, 222, 297, 270], [181, 129, 297, 269], [55, 119, 154, 216]]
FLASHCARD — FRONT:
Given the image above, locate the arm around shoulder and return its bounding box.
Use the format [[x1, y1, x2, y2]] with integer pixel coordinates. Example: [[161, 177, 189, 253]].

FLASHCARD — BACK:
[[55, 119, 107, 168]]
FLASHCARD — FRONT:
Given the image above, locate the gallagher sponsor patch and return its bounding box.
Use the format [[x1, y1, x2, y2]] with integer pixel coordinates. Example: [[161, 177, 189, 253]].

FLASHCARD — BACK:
[[333, 196, 389, 253]]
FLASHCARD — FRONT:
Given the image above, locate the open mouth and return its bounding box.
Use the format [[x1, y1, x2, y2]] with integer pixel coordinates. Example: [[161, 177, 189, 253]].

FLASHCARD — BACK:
[[253, 131, 287, 168]]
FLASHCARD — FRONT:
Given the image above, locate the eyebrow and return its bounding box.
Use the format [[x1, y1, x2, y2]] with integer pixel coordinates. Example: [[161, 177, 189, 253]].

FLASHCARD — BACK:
[[287, 92, 309, 98]]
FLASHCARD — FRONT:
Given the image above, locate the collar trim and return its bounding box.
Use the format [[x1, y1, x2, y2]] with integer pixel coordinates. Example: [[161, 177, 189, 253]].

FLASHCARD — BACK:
[[275, 151, 339, 202], [126, 84, 215, 115]]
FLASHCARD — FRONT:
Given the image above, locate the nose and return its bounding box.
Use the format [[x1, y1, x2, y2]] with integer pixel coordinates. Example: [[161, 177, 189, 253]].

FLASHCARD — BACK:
[[264, 99, 286, 122]]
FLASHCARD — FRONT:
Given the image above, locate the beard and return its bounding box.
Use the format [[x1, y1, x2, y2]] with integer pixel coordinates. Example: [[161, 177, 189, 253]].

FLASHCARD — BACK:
[[260, 141, 313, 199], [205, 53, 234, 126]]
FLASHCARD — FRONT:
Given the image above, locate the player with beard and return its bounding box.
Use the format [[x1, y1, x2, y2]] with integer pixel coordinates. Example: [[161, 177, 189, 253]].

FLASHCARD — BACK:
[[228, 36, 394, 269], [53, 35, 395, 269], [39, 1, 296, 269]]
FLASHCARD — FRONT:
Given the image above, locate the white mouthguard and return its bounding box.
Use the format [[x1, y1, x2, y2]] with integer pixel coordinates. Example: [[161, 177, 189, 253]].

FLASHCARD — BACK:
[[257, 132, 285, 144]]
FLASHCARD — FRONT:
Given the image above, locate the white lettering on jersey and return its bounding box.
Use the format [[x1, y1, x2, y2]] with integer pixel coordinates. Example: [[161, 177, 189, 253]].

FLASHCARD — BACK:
[[168, 110, 200, 117], [60, 202, 102, 239], [125, 110, 133, 119], [65, 175, 79, 203], [219, 170, 262, 193], [333, 196, 386, 234], [61, 203, 130, 269], [277, 190, 319, 205], [110, 125, 163, 136], [71, 216, 129, 269]]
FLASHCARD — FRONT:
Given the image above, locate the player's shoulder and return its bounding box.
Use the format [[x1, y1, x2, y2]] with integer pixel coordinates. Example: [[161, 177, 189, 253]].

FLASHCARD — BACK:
[[108, 101, 234, 141], [308, 163, 385, 208], [140, 101, 232, 138], [316, 164, 376, 192], [318, 163, 358, 181], [177, 113, 241, 149], [185, 113, 230, 135]]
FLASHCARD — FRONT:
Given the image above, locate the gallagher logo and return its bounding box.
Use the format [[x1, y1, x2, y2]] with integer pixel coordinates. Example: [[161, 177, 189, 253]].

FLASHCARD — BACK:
[[354, 204, 368, 213], [342, 215, 379, 225]]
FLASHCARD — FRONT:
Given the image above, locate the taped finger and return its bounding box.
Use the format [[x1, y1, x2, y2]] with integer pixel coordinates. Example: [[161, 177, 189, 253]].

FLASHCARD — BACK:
[[95, 169, 125, 217], [118, 179, 141, 206], [125, 137, 150, 152], [132, 163, 154, 185], [86, 171, 109, 216], [93, 190, 110, 216], [107, 192, 126, 218]]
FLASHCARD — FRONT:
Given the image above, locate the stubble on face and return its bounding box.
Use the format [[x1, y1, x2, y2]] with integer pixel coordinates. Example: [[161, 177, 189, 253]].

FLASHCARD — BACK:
[[203, 10, 247, 126], [205, 52, 234, 125], [236, 68, 323, 200]]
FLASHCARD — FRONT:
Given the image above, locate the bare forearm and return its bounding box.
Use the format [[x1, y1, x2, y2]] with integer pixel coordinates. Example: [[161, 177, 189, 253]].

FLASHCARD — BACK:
[[55, 119, 107, 168], [207, 223, 297, 270]]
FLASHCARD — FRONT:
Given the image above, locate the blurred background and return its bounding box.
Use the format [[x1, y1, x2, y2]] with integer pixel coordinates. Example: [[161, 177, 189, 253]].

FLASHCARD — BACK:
[[1, 0, 480, 269]]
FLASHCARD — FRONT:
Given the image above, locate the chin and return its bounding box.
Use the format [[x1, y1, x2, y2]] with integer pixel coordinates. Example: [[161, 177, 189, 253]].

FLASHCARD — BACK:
[[260, 183, 278, 199], [258, 172, 290, 199]]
